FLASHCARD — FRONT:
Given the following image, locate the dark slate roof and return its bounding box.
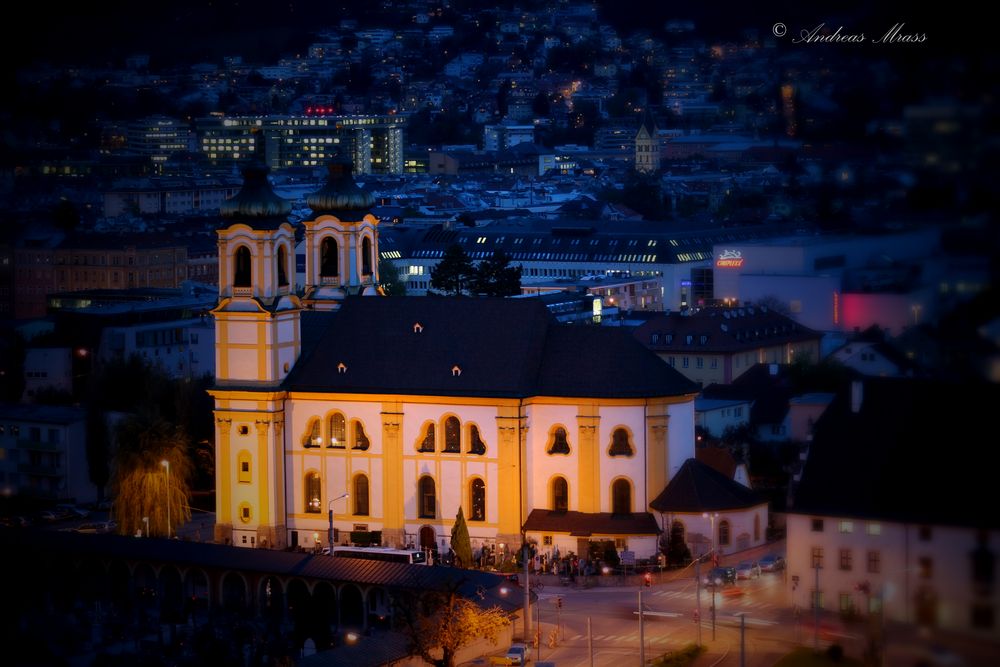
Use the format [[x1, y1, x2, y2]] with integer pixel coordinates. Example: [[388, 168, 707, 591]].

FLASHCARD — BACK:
[[649, 458, 762, 513], [791, 378, 1000, 529], [634, 306, 821, 354], [0, 529, 512, 604], [281, 297, 696, 399], [524, 510, 660, 536], [220, 163, 292, 224]]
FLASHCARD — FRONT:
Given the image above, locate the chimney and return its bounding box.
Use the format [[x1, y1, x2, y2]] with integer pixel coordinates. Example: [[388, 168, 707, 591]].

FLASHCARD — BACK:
[[851, 380, 863, 414]]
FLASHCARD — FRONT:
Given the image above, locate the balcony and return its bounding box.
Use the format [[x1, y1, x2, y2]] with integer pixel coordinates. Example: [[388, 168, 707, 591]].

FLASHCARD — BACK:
[[233, 286, 253, 297], [320, 276, 341, 287]]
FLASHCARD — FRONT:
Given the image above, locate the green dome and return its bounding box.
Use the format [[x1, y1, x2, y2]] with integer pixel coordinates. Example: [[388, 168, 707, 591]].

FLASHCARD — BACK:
[[307, 159, 375, 215], [220, 164, 292, 220]]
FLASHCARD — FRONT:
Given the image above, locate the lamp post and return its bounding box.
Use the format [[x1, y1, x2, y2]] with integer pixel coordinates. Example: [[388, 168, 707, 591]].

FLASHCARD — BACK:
[[703, 512, 719, 562], [328, 492, 349, 552], [161, 460, 171, 538]]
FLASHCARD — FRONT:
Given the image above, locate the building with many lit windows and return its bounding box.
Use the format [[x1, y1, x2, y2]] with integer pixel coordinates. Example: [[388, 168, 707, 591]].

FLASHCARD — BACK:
[[126, 115, 194, 168], [210, 160, 700, 560], [195, 113, 405, 175]]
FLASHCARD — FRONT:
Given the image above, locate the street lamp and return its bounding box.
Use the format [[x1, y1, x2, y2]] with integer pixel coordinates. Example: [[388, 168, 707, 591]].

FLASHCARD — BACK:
[[161, 460, 171, 538], [703, 512, 719, 561], [328, 492, 349, 551]]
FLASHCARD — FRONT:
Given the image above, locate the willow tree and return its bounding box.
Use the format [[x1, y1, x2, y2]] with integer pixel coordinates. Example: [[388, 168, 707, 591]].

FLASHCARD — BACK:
[[110, 411, 192, 538]]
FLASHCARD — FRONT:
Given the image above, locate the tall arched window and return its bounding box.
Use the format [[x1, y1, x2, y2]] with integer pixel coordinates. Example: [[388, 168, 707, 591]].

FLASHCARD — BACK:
[[470, 478, 486, 521], [609, 427, 634, 457], [353, 474, 369, 516], [302, 418, 321, 448], [328, 413, 346, 448], [361, 236, 373, 276], [551, 477, 568, 512], [467, 425, 486, 455], [417, 423, 435, 452], [719, 520, 731, 547], [547, 426, 570, 455], [611, 478, 631, 514], [305, 472, 321, 513], [320, 237, 338, 277], [277, 245, 288, 287], [443, 416, 461, 453], [234, 246, 252, 287], [419, 476, 436, 518], [353, 421, 370, 450]]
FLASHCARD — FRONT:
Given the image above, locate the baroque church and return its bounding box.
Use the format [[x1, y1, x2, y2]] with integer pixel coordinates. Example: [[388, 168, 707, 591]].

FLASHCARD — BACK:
[[210, 159, 700, 560]]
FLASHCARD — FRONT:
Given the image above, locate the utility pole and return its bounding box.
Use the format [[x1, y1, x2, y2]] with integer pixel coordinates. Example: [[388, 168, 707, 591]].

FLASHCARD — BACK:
[[740, 613, 746, 667], [696, 558, 702, 646], [639, 589, 645, 667], [588, 616, 594, 667], [814, 563, 820, 651]]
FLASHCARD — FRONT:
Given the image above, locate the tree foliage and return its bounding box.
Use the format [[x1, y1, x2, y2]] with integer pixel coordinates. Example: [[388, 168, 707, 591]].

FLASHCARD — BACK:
[[378, 257, 407, 296], [110, 410, 192, 538], [471, 250, 522, 297], [450, 507, 473, 569], [395, 588, 510, 667], [430, 244, 475, 296]]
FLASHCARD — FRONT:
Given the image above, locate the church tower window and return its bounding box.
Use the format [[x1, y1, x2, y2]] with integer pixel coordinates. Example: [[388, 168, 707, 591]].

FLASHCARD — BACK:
[[234, 246, 252, 287]]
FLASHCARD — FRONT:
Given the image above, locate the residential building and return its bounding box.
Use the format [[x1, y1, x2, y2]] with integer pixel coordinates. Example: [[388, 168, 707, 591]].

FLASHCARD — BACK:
[[195, 113, 406, 175], [787, 378, 1000, 637], [0, 403, 94, 504], [633, 306, 822, 387], [483, 124, 535, 152], [126, 115, 194, 167], [209, 161, 699, 559], [102, 177, 241, 217]]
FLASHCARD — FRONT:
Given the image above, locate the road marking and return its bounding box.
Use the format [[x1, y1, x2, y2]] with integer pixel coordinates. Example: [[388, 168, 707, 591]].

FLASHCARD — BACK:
[[633, 611, 682, 618]]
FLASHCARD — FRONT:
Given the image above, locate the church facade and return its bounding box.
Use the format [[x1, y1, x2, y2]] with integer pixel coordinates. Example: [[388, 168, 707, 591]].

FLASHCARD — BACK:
[[210, 161, 698, 560]]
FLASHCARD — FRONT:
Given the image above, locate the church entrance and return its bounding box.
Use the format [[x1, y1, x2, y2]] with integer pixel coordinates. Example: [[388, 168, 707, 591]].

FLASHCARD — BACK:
[[419, 526, 437, 555]]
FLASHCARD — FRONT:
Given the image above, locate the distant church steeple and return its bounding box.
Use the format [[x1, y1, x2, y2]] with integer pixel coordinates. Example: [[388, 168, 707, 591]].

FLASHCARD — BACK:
[[635, 110, 660, 174], [301, 155, 381, 310]]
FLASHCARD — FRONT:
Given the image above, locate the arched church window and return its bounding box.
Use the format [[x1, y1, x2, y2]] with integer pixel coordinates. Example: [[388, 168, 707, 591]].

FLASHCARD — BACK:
[[328, 413, 346, 448], [320, 237, 338, 277], [234, 246, 252, 287], [547, 426, 570, 455], [443, 416, 461, 453], [361, 236, 373, 276], [277, 246, 288, 287], [467, 425, 486, 455], [609, 427, 634, 457], [353, 421, 370, 450]]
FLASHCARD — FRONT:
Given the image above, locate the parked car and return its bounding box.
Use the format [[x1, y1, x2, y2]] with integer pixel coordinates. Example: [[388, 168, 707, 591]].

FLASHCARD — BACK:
[[504, 643, 529, 665], [735, 560, 761, 579], [38, 509, 71, 522], [74, 521, 116, 534], [759, 554, 786, 572], [705, 566, 737, 585]]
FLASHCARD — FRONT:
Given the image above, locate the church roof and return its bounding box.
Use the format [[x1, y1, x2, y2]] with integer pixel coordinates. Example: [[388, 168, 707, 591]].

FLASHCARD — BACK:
[[649, 458, 762, 513], [306, 159, 376, 217], [219, 163, 292, 224], [282, 296, 697, 399], [523, 509, 660, 536]]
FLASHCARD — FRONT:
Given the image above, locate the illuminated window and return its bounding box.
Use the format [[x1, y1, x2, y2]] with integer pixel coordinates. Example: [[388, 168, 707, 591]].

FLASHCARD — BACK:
[[839, 520, 854, 533], [470, 478, 486, 521], [551, 477, 568, 512], [547, 426, 570, 455], [302, 418, 322, 448], [811, 547, 824, 568], [609, 427, 633, 457], [468, 424, 486, 455], [611, 478, 631, 514], [866, 522, 881, 535], [443, 416, 461, 453], [353, 474, 369, 516], [419, 476, 436, 518], [305, 472, 321, 513], [329, 413, 346, 447]]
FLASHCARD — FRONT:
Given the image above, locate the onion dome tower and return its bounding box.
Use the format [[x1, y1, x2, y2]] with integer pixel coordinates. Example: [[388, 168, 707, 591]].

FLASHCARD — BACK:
[[301, 156, 381, 310]]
